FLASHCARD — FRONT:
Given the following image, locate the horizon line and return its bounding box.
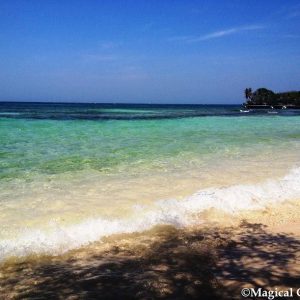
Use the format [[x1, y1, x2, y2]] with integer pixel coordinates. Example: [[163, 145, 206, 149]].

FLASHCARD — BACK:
[[0, 101, 242, 106]]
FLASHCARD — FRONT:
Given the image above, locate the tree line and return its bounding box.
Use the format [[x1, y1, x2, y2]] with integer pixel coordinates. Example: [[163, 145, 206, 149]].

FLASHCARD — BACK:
[[244, 88, 300, 106]]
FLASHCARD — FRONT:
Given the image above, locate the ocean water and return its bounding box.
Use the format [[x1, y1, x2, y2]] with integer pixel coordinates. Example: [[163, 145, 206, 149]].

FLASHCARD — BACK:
[[1, 102, 300, 260]]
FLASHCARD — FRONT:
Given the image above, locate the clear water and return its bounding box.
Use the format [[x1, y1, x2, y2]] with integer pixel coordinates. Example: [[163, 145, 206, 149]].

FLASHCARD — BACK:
[[1, 102, 300, 260]]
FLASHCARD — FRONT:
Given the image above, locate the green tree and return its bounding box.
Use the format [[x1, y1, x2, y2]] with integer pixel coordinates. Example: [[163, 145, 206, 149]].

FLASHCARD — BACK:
[[251, 88, 276, 105]]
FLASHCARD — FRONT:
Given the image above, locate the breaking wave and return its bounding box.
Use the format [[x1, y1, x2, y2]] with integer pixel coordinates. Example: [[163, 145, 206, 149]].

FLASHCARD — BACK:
[[1, 166, 300, 261]]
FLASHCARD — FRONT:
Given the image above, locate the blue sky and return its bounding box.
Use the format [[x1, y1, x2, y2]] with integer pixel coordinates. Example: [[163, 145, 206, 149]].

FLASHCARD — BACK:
[[0, 0, 300, 103]]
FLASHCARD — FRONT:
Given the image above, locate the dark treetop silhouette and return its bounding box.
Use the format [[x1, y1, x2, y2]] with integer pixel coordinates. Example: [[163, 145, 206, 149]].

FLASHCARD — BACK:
[[244, 88, 300, 108]]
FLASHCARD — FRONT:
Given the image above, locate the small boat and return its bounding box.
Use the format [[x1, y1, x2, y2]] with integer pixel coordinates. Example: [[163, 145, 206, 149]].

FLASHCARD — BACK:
[[282, 106, 287, 109], [240, 109, 250, 113], [268, 106, 278, 114]]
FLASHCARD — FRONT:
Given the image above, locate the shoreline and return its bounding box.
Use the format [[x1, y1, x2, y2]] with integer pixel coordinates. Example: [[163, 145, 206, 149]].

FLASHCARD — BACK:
[[2, 163, 300, 263], [1, 199, 300, 299]]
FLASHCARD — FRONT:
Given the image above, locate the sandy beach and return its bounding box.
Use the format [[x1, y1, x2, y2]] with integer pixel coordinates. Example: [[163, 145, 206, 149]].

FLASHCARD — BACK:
[[1, 199, 299, 299]]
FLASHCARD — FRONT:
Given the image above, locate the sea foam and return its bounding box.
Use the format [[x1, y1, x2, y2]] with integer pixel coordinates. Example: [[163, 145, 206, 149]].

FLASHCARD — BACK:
[[1, 166, 300, 261]]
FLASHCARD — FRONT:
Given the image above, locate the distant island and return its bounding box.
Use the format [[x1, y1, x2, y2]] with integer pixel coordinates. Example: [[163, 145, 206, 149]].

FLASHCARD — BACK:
[[244, 88, 300, 109]]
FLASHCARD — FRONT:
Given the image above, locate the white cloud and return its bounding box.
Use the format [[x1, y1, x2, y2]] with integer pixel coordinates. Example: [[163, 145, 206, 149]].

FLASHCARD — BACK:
[[169, 25, 264, 43]]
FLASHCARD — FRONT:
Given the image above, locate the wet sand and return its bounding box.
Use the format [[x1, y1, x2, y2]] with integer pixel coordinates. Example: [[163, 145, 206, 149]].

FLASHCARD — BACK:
[[1, 199, 300, 299]]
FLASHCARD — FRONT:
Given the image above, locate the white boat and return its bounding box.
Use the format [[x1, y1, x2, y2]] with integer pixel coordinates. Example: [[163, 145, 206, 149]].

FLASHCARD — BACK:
[[240, 109, 250, 113]]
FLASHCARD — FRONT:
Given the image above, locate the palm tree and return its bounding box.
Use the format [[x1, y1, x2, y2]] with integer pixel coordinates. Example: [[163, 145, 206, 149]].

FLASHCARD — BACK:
[[244, 88, 252, 102], [244, 88, 248, 100], [248, 88, 252, 99]]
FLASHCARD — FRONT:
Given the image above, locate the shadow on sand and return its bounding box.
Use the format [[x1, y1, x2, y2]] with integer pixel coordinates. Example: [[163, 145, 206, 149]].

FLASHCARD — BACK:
[[1, 221, 300, 299]]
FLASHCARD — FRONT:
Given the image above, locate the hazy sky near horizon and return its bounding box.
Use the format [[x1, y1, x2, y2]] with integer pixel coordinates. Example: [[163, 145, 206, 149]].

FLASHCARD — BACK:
[[0, 0, 300, 104]]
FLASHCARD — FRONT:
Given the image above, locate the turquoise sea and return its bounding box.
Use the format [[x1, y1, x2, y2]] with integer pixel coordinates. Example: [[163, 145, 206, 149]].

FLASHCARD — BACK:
[[1, 102, 300, 260]]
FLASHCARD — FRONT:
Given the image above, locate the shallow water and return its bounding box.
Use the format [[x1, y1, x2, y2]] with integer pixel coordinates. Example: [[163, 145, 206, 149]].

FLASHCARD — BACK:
[[1, 103, 300, 260]]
